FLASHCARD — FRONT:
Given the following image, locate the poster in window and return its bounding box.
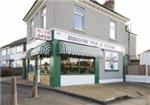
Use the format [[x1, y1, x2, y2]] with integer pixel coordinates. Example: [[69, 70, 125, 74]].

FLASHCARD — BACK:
[[105, 51, 119, 70]]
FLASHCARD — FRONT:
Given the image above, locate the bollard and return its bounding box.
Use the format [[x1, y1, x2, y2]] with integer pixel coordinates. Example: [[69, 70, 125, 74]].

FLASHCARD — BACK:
[[11, 77, 18, 105], [32, 74, 38, 97]]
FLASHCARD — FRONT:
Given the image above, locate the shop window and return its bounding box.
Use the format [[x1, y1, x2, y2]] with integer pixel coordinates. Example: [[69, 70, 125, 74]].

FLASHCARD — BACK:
[[61, 56, 94, 74], [74, 6, 85, 31], [29, 60, 35, 72], [10, 60, 14, 67], [105, 51, 119, 70], [40, 57, 50, 74]]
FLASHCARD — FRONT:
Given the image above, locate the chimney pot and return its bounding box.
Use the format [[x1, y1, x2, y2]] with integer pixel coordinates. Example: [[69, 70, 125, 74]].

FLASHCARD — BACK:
[[103, 0, 115, 11]]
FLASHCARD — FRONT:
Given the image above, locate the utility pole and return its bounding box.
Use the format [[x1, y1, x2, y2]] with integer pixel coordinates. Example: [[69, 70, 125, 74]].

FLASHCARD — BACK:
[[126, 24, 132, 64]]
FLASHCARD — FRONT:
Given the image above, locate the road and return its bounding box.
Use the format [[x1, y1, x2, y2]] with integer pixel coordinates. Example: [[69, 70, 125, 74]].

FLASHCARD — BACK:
[[0, 83, 100, 105]]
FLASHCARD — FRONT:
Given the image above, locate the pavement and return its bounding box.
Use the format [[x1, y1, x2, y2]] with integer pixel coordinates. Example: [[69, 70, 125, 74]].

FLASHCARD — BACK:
[[57, 83, 150, 102], [110, 95, 150, 105], [1, 77, 150, 105]]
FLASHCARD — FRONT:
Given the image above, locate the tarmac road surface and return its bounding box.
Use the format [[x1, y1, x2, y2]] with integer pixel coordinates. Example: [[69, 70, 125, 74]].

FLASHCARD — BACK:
[[0, 83, 100, 105]]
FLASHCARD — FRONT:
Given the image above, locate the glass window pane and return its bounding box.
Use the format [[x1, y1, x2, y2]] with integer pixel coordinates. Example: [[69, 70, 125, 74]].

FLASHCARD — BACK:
[[110, 22, 115, 28], [105, 51, 119, 70], [42, 7, 46, 29], [2, 50, 6, 56], [42, 7, 46, 15], [29, 60, 35, 72], [16, 45, 23, 53], [61, 56, 94, 75], [74, 14, 83, 30], [30, 19, 34, 38], [74, 6, 84, 30], [40, 57, 50, 74], [75, 6, 84, 15], [110, 21, 116, 40], [110, 28, 115, 39], [43, 16, 46, 29]]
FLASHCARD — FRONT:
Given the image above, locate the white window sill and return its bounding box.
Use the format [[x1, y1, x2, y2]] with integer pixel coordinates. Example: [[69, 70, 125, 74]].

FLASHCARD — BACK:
[[73, 28, 85, 33], [109, 38, 117, 42]]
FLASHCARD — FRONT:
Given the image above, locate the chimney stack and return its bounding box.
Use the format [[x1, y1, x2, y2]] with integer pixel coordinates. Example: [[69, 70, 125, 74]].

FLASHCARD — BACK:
[[103, 0, 115, 11]]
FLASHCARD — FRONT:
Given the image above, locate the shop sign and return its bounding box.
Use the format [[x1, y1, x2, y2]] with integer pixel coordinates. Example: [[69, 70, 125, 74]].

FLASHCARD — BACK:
[[35, 28, 51, 41], [54, 30, 125, 53]]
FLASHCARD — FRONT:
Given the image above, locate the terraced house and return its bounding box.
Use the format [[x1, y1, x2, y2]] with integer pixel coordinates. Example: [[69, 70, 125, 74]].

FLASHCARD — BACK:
[[23, 0, 136, 87], [0, 37, 26, 68]]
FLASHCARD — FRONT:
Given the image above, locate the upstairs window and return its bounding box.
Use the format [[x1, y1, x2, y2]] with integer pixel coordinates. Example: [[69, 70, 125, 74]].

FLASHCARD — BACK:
[[2, 49, 6, 56], [41, 7, 46, 29], [30, 19, 34, 38], [110, 21, 116, 40], [7, 48, 10, 55], [16, 45, 23, 53], [74, 6, 84, 31], [10, 47, 16, 54]]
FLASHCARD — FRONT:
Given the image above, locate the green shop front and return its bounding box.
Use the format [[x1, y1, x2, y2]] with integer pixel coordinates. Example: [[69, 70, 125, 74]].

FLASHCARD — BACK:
[[24, 29, 101, 87]]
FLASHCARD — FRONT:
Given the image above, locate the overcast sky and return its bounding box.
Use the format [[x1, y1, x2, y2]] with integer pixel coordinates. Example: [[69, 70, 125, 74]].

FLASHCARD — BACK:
[[0, 0, 150, 55]]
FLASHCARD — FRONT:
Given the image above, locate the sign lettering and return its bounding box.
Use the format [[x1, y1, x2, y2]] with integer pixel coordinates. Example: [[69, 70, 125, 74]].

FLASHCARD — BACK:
[[35, 28, 51, 41], [54, 30, 125, 52]]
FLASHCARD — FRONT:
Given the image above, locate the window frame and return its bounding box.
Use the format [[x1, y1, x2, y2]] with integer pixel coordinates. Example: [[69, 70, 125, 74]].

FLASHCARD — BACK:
[[2, 49, 6, 56], [30, 19, 34, 39], [16, 45, 23, 53], [41, 7, 46, 29], [109, 21, 117, 40], [61, 56, 94, 75], [105, 51, 119, 71], [6, 48, 10, 55], [73, 5, 85, 31]]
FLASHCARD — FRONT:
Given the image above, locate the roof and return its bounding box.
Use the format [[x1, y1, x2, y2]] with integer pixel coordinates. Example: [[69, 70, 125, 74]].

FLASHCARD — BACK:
[[23, 0, 38, 21], [1, 37, 26, 48], [144, 49, 150, 53], [23, 0, 129, 22], [90, 0, 129, 20]]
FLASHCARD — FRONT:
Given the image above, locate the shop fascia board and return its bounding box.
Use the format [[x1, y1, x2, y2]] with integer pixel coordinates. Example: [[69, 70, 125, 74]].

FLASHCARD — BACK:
[[49, 28, 126, 53], [26, 27, 126, 53]]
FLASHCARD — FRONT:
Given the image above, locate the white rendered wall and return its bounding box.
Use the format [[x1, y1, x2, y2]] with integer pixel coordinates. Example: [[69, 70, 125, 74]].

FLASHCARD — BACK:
[[126, 75, 150, 83], [61, 75, 95, 86]]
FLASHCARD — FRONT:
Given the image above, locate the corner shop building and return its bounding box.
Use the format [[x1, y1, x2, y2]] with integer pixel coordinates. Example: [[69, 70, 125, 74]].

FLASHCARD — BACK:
[[24, 28, 126, 87]]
